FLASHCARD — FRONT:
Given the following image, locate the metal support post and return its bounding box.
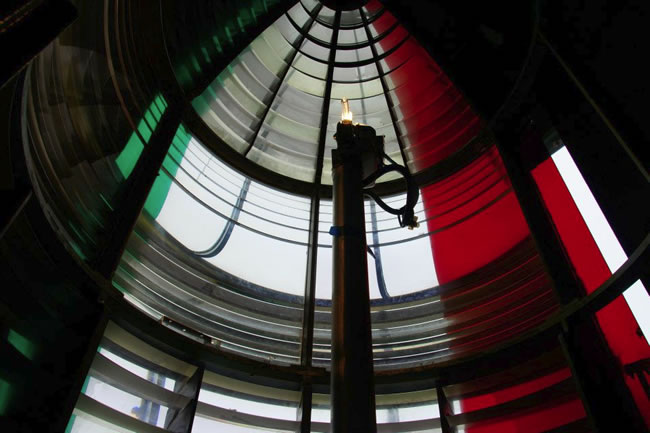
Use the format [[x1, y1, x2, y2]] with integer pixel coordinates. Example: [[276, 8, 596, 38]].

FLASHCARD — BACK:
[[559, 318, 647, 433], [164, 366, 205, 433], [436, 385, 453, 433], [297, 379, 313, 433], [55, 302, 109, 433], [493, 122, 647, 432], [330, 122, 377, 433], [92, 104, 183, 278]]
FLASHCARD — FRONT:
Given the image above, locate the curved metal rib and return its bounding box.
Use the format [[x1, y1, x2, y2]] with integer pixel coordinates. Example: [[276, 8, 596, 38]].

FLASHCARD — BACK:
[[194, 178, 251, 258]]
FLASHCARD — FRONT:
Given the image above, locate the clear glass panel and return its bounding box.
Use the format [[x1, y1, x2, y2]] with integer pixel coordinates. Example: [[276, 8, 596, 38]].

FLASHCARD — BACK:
[[340, 9, 363, 27], [192, 417, 295, 432], [193, 15, 298, 155], [284, 64, 327, 97], [116, 129, 307, 365], [198, 386, 299, 421], [206, 225, 308, 295], [269, 81, 324, 125], [313, 200, 333, 368], [337, 27, 369, 46], [98, 346, 177, 391], [83, 377, 170, 428], [332, 63, 379, 82], [66, 322, 202, 432], [194, 370, 301, 431], [247, 46, 324, 183], [293, 52, 329, 79], [311, 392, 330, 422], [248, 125, 319, 183], [257, 35, 293, 80], [67, 411, 129, 433], [335, 45, 374, 64], [298, 38, 331, 62], [376, 389, 440, 424], [287, 1, 311, 27], [310, 390, 441, 430], [315, 5, 336, 26], [367, 194, 438, 297], [309, 21, 334, 44], [315, 199, 333, 298], [258, 98, 320, 144], [331, 77, 383, 99], [274, 14, 302, 47]]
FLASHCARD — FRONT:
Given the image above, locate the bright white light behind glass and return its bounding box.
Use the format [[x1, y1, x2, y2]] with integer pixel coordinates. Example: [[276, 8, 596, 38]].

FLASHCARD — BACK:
[[551, 146, 650, 345], [451, 399, 466, 432], [341, 98, 353, 123], [198, 388, 297, 421], [155, 138, 309, 296]]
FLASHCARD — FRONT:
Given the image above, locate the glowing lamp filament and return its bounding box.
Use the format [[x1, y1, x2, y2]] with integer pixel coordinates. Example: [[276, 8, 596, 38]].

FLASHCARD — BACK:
[[341, 98, 353, 124]]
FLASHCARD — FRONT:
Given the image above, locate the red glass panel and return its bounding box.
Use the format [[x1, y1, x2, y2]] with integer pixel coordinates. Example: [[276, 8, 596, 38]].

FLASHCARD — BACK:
[[371, 11, 482, 171], [532, 155, 650, 428], [460, 369, 571, 413], [531, 158, 609, 292], [422, 147, 530, 284], [454, 369, 586, 433], [466, 399, 586, 433]]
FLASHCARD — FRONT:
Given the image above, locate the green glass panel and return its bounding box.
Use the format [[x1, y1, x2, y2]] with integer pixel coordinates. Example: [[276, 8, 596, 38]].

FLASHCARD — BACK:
[[0, 377, 11, 415], [143, 124, 192, 218], [115, 95, 168, 179], [115, 134, 144, 179], [63, 415, 76, 433], [8, 329, 37, 360], [144, 110, 157, 130], [137, 120, 153, 143]]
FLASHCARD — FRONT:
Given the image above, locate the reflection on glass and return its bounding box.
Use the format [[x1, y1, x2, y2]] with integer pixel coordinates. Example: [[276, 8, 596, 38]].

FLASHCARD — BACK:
[[116, 129, 307, 365], [26, 55, 170, 261], [83, 376, 170, 428]]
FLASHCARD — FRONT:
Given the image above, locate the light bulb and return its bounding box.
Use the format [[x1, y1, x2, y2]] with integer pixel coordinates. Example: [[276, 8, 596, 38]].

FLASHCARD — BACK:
[[341, 98, 353, 124]]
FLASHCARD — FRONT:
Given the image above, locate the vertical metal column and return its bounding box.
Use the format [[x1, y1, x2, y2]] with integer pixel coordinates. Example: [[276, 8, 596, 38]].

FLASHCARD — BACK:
[[436, 385, 453, 433], [300, 9, 342, 433], [55, 303, 109, 433], [164, 366, 205, 433], [493, 121, 647, 432], [330, 124, 377, 433], [297, 379, 313, 433], [92, 104, 183, 278]]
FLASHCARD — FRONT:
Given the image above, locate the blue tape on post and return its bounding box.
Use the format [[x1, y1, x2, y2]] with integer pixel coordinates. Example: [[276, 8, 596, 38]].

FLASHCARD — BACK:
[[329, 226, 342, 236], [329, 226, 364, 237]]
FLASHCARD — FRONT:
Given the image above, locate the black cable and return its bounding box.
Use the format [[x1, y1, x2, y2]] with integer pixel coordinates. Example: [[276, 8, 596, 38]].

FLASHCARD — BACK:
[[364, 154, 419, 229]]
